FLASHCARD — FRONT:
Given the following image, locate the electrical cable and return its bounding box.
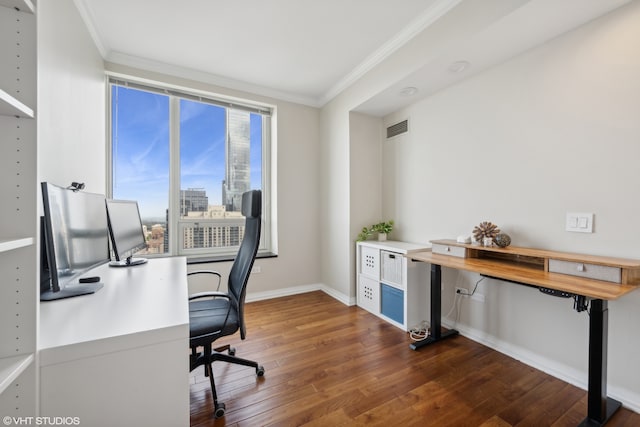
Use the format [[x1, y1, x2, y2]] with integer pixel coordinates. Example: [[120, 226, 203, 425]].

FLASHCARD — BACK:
[[456, 276, 485, 297], [409, 320, 430, 341], [415, 275, 487, 340]]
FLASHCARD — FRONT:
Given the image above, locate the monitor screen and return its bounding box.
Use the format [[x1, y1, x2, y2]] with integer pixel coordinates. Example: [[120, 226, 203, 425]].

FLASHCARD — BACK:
[[106, 199, 148, 267], [41, 182, 109, 300]]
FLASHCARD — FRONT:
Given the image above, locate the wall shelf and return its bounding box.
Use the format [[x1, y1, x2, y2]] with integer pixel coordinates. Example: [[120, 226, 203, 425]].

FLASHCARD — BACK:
[[0, 89, 34, 118], [0, 354, 34, 395], [0, 237, 33, 253], [0, 0, 34, 14]]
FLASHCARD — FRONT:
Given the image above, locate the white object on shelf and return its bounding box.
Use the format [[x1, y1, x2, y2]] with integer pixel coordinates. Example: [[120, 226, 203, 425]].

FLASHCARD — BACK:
[[0, 89, 34, 118], [0, 0, 34, 14], [0, 354, 34, 395], [0, 237, 33, 253]]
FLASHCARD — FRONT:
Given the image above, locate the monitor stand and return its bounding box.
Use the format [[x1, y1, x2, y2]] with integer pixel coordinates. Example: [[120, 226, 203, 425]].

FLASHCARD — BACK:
[[40, 282, 104, 301], [109, 257, 148, 268]]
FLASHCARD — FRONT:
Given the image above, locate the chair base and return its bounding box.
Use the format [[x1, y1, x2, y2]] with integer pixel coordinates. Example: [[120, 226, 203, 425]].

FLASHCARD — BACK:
[[190, 345, 265, 418]]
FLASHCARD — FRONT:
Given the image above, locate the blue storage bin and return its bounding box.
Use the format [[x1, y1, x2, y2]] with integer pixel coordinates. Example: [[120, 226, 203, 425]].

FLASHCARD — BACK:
[[381, 283, 404, 324]]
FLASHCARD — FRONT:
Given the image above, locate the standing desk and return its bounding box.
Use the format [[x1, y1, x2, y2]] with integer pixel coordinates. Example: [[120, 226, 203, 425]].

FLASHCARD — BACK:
[[409, 240, 640, 427], [39, 257, 190, 427]]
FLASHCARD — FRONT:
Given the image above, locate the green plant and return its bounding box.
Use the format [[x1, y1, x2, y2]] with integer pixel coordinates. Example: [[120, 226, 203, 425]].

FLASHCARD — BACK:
[[356, 220, 394, 241], [372, 220, 394, 234]]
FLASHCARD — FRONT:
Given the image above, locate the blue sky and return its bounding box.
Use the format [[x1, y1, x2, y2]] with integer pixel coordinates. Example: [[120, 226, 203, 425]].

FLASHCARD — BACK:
[[111, 86, 262, 220]]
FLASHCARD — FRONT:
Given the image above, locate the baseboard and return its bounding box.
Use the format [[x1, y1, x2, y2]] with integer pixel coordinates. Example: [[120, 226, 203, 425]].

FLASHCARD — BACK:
[[245, 283, 355, 306], [444, 319, 640, 414], [245, 283, 322, 303]]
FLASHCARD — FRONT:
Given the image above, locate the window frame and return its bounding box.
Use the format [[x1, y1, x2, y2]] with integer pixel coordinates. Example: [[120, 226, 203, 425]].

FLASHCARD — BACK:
[[106, 74, 275, 260]]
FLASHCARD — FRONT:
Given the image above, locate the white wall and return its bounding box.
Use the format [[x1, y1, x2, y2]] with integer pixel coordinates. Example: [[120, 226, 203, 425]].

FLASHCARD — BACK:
[[318, 0, 528, 302], [382, 2, 640, 410], [38, 0, 106, 192]]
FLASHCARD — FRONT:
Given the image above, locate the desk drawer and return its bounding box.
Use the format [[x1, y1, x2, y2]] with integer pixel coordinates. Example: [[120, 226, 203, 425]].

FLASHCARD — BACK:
[[548, 259, 621, 283], [432, 243, 467, 258]]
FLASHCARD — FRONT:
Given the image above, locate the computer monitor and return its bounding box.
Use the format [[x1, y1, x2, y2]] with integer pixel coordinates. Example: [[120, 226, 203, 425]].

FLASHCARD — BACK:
[[40, 182, 109, 301], [105, 199, 148, 267]]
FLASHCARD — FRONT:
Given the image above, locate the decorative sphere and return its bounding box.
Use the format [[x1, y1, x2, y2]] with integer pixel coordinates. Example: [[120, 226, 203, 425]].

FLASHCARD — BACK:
[[494, 233, 511, 248]]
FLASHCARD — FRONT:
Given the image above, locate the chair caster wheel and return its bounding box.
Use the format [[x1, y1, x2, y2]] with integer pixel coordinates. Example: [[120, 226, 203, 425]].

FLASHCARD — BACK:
[[228, 347, 236, 356], [256, 366, 265, 376], [214, 402, 226, 418]]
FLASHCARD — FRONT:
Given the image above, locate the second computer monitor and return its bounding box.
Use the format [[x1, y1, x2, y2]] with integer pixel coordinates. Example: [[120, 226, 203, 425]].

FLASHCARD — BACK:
[[105, 199, 148, 267]]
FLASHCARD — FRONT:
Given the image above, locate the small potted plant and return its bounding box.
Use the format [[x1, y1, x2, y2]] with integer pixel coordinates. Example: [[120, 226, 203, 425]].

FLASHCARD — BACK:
[[357, 220, 394, 241]]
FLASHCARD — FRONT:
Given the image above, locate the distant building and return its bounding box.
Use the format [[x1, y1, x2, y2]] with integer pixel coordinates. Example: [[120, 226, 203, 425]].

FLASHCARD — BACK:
[[182, 205, 245, 249], [180, 188, 208, 216], [222, 110, 251, 212], [147, 223, 165, 254]]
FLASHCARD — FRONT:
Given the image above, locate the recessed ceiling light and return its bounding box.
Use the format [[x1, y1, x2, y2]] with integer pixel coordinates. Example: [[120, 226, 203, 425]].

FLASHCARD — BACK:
[[398, 86, 418, 97], [448, 61, 470, 73]]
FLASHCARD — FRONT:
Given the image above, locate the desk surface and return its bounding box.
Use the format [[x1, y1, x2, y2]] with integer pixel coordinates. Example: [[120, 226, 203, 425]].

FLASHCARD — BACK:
[[39, 257, 189, 365], [410, 250, 638, 300]]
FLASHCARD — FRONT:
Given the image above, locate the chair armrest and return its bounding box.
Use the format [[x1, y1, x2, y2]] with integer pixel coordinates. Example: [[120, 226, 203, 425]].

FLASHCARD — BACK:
[[189, 291, 230, 301], [187, 270, 222, 291]]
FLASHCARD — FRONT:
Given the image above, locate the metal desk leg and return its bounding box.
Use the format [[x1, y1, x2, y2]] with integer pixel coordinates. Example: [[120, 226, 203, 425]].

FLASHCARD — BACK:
[[579, 299, 621, 426], [410, 264, 458, 350]]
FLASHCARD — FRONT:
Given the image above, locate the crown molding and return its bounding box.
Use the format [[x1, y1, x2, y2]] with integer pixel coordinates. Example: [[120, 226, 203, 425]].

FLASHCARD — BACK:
[[73, 0, 461, 109], [73, 0, 108, 58], [318, 0, 462, 106], [106, 51, 321, 107]]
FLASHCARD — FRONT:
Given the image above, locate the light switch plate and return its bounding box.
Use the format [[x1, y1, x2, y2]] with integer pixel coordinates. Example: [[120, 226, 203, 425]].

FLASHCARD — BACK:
[[566, 212, 594, 233]]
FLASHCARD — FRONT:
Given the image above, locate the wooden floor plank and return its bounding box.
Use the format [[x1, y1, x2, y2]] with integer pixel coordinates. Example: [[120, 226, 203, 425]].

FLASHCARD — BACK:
[[190, 291, 640, 426]]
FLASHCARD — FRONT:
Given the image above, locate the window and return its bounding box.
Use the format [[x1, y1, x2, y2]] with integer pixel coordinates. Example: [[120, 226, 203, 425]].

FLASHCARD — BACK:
[[109, 78, 273, 259]]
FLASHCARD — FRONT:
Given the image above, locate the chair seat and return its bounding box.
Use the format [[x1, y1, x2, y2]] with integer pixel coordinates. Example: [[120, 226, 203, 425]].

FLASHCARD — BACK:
[[190, 299, 239, 343]]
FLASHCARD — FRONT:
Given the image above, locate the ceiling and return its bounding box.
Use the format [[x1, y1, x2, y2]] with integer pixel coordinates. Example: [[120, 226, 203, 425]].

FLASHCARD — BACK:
[[75, 0, 631, 115]]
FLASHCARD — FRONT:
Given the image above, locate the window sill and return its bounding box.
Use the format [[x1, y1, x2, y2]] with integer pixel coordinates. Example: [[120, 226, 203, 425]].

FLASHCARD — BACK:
[[187, 251, 277, 265]]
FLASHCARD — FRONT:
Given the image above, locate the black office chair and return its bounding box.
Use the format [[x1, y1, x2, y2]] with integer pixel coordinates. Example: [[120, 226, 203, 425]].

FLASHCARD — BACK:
[[189, 190, 265, 418]]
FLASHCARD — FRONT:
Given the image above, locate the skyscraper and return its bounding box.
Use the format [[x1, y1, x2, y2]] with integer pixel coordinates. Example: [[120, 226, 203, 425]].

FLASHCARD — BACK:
[[222, 109, 251, 212], [180, 188, 208, 216]]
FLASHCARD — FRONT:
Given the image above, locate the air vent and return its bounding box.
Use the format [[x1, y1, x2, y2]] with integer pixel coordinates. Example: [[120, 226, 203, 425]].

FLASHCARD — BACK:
[[386, 119, 408, 139]]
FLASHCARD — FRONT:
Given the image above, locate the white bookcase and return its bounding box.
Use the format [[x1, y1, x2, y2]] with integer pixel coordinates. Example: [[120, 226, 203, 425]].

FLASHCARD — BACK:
[[0, 0, 37, 417], [356, 241, 430, 331]]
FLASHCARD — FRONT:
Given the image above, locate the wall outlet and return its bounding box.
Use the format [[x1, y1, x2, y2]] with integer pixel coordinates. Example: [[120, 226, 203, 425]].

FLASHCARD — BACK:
[[456, 287, 484, 303], [253, 266, 262, 274]]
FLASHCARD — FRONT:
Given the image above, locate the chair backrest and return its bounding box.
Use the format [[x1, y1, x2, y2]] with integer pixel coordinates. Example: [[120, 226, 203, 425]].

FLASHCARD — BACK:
[[228, 190, 261, 339]]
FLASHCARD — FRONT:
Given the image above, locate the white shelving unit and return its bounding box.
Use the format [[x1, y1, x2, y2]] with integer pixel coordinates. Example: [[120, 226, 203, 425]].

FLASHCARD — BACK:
[[0, 0, 37, 418], [356, 240, 430, 331]]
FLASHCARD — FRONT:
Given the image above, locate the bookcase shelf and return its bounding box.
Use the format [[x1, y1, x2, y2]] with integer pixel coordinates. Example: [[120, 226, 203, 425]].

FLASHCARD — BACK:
[[0, 354, 34, 395], [0, 237, 33, 253], [0, 88, 34, 118], [0, 0, 34, 14]]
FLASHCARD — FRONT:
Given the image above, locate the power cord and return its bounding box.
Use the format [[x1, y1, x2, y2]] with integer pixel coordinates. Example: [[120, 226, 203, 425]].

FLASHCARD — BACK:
[[456, 276, 485, 297], [414, 276, 487, 340], [409, 320, 430, 341], [445, 275, 486, 328]]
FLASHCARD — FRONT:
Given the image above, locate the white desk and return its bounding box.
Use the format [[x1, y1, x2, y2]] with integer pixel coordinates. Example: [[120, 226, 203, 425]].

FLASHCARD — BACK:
[[39, 257, 190, 427]]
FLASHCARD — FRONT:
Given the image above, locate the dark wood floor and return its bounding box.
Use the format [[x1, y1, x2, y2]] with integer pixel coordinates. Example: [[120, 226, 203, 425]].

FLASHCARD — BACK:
[[190, 291, 640, 426]]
